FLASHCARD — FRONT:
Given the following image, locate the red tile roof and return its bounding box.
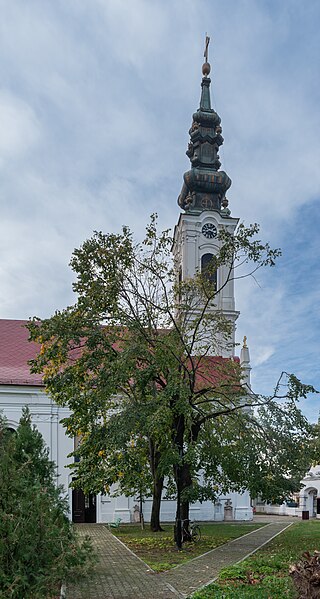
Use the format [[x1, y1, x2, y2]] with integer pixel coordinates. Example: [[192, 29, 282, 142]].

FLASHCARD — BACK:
[[0, 319, 43, 386], [0, 319, 241, 388]]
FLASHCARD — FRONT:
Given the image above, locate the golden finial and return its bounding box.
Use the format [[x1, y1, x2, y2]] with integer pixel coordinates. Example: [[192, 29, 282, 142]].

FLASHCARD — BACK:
[[202, 34, 211, 77], [243, 335, 247, 348]]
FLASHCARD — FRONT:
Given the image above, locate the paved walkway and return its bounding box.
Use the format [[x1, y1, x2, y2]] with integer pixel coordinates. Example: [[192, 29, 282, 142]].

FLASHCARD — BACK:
[[67, 524, 179, 599], [158, 521, 293, 597], [67, 519, 294, 598]]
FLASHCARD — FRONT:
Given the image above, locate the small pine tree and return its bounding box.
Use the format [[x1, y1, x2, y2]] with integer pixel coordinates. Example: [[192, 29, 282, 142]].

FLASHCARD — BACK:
[[0, 408, 94, 599]]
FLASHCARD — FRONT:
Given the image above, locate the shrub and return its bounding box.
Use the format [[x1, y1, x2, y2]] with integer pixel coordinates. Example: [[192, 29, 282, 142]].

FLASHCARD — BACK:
[[0, 409, 94, 598]]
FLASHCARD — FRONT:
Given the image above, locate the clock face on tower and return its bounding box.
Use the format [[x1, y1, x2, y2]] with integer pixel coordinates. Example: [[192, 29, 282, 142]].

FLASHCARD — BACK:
[[202, 223, 217, 239]]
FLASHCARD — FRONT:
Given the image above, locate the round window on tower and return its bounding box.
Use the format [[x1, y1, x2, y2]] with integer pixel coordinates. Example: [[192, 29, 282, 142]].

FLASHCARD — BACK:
[[202, 223, 217, 239]]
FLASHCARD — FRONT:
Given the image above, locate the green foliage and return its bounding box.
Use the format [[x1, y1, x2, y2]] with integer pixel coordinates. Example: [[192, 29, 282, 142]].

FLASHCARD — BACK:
[[0, 409, 94, 599], [192, 578, 293, 598], [69, 402, 154, 497], [198, 386, 317, 504]]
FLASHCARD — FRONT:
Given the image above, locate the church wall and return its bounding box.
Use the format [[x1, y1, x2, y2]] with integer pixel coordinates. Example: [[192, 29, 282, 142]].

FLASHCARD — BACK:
[[97, 486, 252, 524]]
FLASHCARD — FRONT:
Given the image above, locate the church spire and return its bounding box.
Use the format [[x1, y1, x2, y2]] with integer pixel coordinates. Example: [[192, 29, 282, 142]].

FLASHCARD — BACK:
[[178, 37, 232, 214]]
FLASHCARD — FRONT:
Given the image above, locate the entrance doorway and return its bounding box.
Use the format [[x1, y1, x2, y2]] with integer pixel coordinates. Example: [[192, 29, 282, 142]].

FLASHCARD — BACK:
[[72, 489, 96, 523]]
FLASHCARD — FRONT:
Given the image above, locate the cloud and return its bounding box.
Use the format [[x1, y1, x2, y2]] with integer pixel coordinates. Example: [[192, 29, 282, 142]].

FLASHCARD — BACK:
[[253, 346, 276, 367], [235, 201, 320, 419], [0, 93, 40, 162], [0, 0, 319, 419]]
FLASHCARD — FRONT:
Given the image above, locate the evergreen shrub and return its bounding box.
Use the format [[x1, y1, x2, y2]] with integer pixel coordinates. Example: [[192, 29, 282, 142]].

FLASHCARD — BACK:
[[0, 408, 94, 598]]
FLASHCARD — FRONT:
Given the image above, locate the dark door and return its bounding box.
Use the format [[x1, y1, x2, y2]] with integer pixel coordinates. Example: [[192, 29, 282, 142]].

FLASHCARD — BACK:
[[72, 489, 96, 523], [317, 498, 320, 514], [85, 493, 96, 523], [72, 488, 85, 523]]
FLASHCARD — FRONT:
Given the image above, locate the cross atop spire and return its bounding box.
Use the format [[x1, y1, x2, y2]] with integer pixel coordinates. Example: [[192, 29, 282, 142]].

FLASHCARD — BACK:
[[202, 35, 211, 79], [204, 34, 210, 63]]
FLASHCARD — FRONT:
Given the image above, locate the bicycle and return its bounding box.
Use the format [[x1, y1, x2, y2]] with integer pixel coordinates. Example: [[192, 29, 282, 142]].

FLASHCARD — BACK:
[[181, 519, 201, 543]]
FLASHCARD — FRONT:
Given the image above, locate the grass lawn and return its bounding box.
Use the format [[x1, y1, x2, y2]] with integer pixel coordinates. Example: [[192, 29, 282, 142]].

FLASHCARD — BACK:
[[192, 520, 320, 598], [110, 522, 266, 571]]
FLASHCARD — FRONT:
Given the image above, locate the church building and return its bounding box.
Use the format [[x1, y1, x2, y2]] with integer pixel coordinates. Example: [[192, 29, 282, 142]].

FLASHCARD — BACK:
[[0, 46, 254, 524]]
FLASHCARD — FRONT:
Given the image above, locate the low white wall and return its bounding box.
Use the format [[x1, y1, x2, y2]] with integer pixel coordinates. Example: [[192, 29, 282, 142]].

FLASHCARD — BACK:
[[255, 504, 299, 517], [99, 490, 253, 524]]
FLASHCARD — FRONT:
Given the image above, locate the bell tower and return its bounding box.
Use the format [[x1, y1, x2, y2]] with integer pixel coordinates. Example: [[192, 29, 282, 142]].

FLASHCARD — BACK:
[[173, 39, 239, 356]]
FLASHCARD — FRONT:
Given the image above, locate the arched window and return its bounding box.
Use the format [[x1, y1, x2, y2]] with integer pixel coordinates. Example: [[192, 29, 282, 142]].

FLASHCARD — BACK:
[[201, 253, 217, 288], [6, 427, 16, 434], [0, 427, 16, 445]]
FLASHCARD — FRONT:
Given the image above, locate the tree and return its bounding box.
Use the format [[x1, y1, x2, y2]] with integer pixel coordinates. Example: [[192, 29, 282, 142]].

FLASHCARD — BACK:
[[198, 375, 317, 504], [28, 216, 316, 545], [0, 408, 94, 599], [71, 398, 167, 531]]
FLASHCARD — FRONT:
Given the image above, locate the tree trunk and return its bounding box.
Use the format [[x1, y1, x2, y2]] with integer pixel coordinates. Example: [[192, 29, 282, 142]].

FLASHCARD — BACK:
[[150, 474, 164, 532], [172, 409, 201, 545], [149, 437, 164, 532], [176, 463, 192, 541], [181, 500, 189, 523]]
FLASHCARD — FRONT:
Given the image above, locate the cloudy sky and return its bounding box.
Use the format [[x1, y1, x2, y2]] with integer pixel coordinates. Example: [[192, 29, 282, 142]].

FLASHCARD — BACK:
[[0, 0, 319, 419]]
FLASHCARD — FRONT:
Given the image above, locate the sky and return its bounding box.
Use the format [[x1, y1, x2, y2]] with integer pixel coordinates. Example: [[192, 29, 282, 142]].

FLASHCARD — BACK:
[[0, 0, 319, 419]]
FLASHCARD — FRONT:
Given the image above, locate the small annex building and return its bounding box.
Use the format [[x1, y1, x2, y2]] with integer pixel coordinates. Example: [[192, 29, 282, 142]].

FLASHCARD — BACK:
[[299, 467, 320, 519]]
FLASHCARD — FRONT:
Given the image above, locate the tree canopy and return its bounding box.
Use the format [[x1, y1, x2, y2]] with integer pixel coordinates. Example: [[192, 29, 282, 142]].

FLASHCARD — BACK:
[[28, 216, 317, 541]]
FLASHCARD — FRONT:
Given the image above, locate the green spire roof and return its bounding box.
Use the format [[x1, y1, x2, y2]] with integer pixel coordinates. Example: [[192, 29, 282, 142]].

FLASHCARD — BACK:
[[178, 40, 232, 215], [200, 70, 211, 110]]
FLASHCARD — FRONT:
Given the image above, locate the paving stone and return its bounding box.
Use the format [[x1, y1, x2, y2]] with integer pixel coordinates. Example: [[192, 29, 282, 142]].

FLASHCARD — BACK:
[[67, 519, 294, 598], [66, 524, 180, 599]]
